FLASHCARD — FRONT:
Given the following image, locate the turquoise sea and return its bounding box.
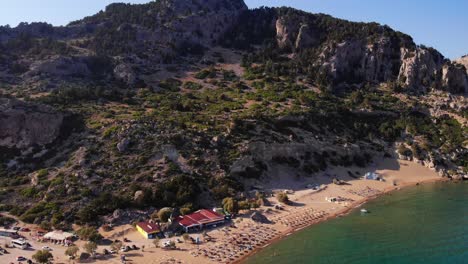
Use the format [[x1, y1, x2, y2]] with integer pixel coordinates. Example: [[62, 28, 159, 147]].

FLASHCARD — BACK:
[[245, 181, 468, 264]]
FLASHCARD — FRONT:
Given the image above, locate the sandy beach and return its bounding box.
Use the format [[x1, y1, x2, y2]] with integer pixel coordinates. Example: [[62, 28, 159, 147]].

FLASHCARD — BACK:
[[0, 158, 445, 264]]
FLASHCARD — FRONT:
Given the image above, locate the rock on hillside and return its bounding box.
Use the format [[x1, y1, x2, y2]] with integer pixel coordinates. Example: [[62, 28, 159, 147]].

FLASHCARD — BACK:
[[455, 55, 468, 73], [0, 98, 64, 149]]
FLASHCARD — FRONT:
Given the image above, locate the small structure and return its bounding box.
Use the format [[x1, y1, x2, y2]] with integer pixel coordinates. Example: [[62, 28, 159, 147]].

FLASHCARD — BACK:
[[44, 231, 73, 241], [364, 172, 381, 181], [44, 230, 74, 245], [135, 222, 161, 239], [178, 209, 225, 233]]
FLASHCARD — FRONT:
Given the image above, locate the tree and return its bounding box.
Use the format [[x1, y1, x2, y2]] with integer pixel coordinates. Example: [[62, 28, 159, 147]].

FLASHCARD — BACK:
[[238, 200, 251, 211], [32, 250, 53, 264], [222, 197, 238, 214], [182, 233, 190, 242], [65, 246, 79, 258], [77, 227, 103, 242], [276, 193, 289, 204], [83, 242, 98, 258], [157, 208, 173, 223]]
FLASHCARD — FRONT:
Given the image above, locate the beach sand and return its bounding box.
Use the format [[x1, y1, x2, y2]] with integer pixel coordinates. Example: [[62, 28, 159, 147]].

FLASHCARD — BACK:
[[0, 158, 444, 264]]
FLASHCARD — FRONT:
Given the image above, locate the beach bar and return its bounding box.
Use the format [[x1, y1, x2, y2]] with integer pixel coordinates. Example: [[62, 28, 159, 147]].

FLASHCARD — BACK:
[[178, 209, 225, 232]]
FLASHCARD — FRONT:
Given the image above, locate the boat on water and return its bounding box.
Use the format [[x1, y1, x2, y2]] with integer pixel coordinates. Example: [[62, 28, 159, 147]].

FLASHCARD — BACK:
[[360, 209, 369, 214]]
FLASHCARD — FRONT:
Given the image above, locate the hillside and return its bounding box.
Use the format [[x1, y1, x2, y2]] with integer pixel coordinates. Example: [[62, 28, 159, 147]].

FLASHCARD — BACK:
[[0, 0, 466, 228]]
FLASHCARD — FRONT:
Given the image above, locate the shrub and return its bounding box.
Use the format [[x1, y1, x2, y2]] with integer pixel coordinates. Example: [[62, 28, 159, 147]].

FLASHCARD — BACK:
[[222, 197, 238, 214], [276, 193, 289, 204], [183, 81, 203, 90], [157, 208, 173, 223], [33, 250, 53, 264], [77, 227, 103, 242], [65, 246, 80, 258]]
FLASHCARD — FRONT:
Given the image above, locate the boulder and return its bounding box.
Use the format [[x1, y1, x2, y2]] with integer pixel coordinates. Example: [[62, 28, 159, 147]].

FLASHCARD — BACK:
[[134, 190, 144, 202]]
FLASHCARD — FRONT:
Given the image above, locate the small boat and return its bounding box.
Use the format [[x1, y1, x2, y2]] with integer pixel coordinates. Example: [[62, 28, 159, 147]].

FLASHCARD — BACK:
[[360, 209, 369, 214]]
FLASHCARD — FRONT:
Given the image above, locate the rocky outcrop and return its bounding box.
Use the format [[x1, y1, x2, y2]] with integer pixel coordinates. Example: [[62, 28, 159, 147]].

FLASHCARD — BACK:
[[25, 56, 91, 79], [276, 17, 317, 51], [397, 47, 444, 92], [0, 98, 64, 149], [315, 37, 400, 86], [113, 63, 136, 86], [313, 39, 468, 93], [454, 55, 468, 73], [441, 63, 468, 94]]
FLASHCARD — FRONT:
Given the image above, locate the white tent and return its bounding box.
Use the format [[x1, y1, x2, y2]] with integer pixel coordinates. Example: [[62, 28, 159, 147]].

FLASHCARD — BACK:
[[44, 231, 73, 241]]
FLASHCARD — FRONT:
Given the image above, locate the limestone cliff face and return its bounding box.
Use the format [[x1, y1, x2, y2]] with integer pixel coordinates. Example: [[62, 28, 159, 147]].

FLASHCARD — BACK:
[[275, 15, 468, 94], [276, 17, 318, 51], [314, 39, 467, 93], [315, 38, 402, 85], [455, 55, 468, 73], [0, 98, 64, 149]]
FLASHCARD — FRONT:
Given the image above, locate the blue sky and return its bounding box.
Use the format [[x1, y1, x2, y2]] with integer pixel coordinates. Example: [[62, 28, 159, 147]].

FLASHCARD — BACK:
[[0, 0, 466, 59]]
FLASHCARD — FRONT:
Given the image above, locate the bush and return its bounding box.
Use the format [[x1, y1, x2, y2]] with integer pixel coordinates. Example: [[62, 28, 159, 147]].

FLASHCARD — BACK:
[[157, 208, 173, 223], [33, 250, 53, 264], [276, 193, 289, 204], [183, 81, 203, 90], [77, 227, 103, 242], [65, 246, 80, 258], [222, 197, 238, 214]]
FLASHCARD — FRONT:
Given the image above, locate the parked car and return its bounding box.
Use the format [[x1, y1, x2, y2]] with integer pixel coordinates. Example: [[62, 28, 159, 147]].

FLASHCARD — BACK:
[[20, 228, 30, 232], [16, 256, 26, 261], [12, 227, 21, 231], [120, 246, 128, 252]]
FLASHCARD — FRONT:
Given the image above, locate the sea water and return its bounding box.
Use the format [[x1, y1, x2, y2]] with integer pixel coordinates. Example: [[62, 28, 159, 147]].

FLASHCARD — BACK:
[[245, 181, 468, 264]]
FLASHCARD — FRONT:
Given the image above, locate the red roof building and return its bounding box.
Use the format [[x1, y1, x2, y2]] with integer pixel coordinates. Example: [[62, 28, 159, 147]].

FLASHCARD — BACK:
[[136, 222, 161, 239], [178, 209, 225, 232]]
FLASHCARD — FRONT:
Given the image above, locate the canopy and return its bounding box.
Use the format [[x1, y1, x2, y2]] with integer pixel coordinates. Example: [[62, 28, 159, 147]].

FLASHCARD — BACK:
[[44, 231, 73, 240]]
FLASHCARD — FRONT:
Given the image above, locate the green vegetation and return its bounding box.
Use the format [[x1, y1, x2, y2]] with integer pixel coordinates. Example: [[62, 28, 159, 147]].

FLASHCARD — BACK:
[[276, 193, 289, 204], [157, 208, 173, 223], [32, 250, 53, 264], [77, 227, 103, 242]]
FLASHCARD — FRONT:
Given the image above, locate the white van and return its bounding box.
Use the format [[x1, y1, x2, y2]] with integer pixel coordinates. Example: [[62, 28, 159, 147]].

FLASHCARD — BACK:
[[11, 239, 30, 249]]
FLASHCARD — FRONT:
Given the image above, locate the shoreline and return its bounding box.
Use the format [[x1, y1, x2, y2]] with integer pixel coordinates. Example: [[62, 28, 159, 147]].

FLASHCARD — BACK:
[[0, 159, 450, 264], [234, 176, 449, 264]]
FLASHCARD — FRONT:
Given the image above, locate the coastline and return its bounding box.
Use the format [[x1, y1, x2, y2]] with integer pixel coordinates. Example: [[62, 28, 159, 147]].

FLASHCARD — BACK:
[[0, 159, 450, 264], [234, 166, 448, 264]]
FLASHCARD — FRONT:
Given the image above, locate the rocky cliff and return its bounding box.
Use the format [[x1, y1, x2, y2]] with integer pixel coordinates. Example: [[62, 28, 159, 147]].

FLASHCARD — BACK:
[[0, 98, 64, 149], [273, 14, 468, 94]]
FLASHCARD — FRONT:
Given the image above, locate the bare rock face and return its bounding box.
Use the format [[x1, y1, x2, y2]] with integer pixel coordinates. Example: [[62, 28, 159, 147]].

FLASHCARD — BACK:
[[113, 63, 136, 86], [397, 47, 444, 92], [0, 98, 64, 149], [276, 17, 297, 50], [454, 55, 468, 73], [25, 56, 91, 79], [441, 63, 468, 94], [295, 24, 317, 50], [313, 39, 468, 94], [276, 17, 317, 51]]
